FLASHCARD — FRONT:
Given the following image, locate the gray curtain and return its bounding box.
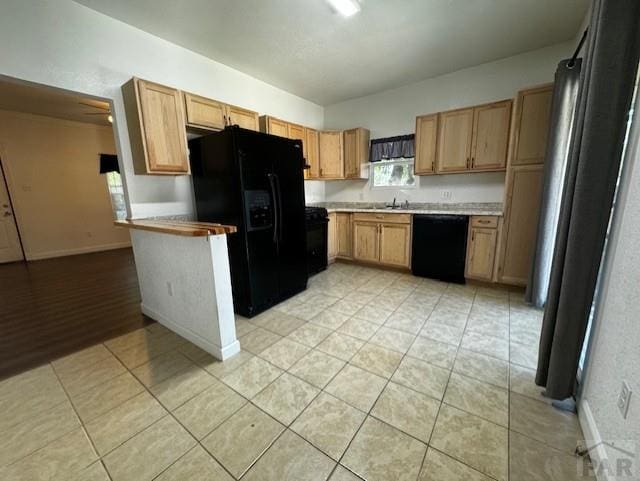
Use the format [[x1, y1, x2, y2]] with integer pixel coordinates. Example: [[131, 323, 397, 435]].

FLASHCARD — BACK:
[[536, 0, 640, 400], [525, 59, 582, 308]]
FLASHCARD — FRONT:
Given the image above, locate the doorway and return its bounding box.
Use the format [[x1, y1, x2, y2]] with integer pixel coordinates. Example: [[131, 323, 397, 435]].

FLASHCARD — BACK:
[[0, 76, 148, 379], [0, 157, 23, 263]]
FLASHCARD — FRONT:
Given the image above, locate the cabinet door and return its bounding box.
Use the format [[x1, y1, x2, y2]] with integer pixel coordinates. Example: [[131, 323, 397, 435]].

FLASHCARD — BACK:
[[353, 222, 379, 263], [183, 92, 226, 130], [512, 85, 553, 166], [319, 131, 344, 179], [336, 213, 352, 258], [136, 79, 189, 173], [465, 227, 498, 281], [288, 123, 305, 142], [267, 117, 289, 137], [328, 212, 338, 261], [343, 128, 358, 178], [226, 105, 259, 131], [414, 114, 438, 175], [379, 223, 411, 267], [304, 128, 320, 179], [498, 165, 544, 285], [436, 108, 474, 173], [471, 100, 511, 170]]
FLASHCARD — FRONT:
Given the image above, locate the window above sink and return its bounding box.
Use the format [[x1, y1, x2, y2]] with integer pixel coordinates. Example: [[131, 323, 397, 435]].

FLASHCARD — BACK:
[[371, 157, 416, 189]]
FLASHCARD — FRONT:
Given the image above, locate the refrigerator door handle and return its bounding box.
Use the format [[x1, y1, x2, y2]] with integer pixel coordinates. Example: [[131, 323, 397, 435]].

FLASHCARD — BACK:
[[273, 173, 284, 242], [267, 173, 279, 245]]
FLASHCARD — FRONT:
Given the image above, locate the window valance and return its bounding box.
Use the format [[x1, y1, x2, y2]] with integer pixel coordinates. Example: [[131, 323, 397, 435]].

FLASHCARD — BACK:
[[369, 134, 415, 162]]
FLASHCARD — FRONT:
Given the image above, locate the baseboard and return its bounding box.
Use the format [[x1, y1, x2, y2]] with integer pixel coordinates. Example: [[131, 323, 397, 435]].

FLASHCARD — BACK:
[[26, 241, 132, 261], [141, 303, 240, 361], [579, 399, 610, 481]]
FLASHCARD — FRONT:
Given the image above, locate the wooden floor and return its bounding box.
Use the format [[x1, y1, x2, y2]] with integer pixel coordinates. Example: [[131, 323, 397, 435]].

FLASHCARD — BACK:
[[0, 248, 150, 380]]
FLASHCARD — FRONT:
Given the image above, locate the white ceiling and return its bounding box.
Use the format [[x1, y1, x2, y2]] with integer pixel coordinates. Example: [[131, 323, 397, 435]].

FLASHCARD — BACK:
[[0, 79, 112, 126], [73, 0, 589, 105]]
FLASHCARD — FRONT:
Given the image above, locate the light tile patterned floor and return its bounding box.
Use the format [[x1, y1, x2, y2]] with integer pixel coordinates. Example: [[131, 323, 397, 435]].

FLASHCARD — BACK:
[[0, 263, 593, 481]]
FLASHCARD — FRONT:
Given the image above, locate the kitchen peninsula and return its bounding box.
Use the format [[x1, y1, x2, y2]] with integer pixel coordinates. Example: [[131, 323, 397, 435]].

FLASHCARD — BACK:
[[115, 219, 241, 360]]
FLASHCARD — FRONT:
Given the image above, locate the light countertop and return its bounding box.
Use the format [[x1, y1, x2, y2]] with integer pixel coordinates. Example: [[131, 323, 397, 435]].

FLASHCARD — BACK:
[[308, 202, 503, 216]]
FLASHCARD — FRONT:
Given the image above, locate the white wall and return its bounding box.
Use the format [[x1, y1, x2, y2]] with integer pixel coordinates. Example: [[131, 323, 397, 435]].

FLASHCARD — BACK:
[[321, 42, 575, 204], [0, 0, 324, 218], [579, 89, 640, 475], [0, 110, 131, 259]]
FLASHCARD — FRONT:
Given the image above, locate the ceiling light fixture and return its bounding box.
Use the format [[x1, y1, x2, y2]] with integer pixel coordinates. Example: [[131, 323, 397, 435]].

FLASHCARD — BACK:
[[327, 0, 360, 17]]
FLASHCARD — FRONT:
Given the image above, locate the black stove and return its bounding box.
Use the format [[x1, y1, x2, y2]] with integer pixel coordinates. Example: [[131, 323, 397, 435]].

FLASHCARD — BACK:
[[305, 207, 328, 275]]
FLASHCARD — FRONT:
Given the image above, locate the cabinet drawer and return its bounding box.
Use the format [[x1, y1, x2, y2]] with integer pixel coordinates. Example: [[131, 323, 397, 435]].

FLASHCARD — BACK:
[[352, 212, 411, 224], [470, 216, 498, 229]]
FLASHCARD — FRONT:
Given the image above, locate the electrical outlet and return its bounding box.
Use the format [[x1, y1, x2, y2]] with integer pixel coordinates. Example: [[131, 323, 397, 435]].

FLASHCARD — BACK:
[[441, 190, 452, 200], [618, 381, 632, 419], [166, 281, 173, 297]]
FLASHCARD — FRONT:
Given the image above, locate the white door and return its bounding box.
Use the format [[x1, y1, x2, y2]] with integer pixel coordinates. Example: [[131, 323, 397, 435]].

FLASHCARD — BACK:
[[0, 166, 23, 263]]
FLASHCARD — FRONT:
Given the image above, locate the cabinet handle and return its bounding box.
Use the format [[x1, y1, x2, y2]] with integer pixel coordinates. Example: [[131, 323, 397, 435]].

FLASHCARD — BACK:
[[478, 220, 490, 224], [466, 157, 470, 169], [471, 157, 475, 168]]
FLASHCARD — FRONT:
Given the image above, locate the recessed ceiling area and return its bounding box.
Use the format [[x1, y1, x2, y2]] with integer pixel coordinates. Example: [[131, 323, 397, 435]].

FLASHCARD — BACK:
[[0, 78, 112, 126], [73, 0, 588, 105]]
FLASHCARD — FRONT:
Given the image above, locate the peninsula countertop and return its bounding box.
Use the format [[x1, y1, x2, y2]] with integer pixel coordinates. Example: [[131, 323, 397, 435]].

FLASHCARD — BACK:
[[307, 202, 503, 216], [115, 219, 237, 236]]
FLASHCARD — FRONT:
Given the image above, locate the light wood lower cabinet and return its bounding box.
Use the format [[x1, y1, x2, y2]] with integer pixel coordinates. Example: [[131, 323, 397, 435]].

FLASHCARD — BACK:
[[328, 212, 338, 262], [379, 223, 411, 267], [353, 222, 379, 263], [352, 213, 411, 268], [336, 213, 352, 258], [465, 220, 498, 281]]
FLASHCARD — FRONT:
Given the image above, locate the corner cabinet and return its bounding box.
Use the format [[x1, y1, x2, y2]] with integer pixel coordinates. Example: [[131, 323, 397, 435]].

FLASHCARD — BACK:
[[122, 78, 190, 175]]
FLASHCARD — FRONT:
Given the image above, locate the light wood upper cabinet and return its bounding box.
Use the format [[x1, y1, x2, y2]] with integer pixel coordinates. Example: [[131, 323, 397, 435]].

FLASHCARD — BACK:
[[353, 221, 379, 263], [471, 100, 512, 170], [183, 92, 226, 130], [260, 116, 289, 138], [122, 78, 189, 175], [183, 93, 258, 132], [498, 164, 544, 286], [511, 85, 553, 166], [414, 114, 438, 175], [465, 226, 498, 281], [319, 131, 344, 179], [288, 123, 305, 143], [304, 128, 320, 179], [343, 128, 370, 179], [226, 104, 259, 131], [379, 223, 411, 267], [437, 108, 474, 173], [336, 213, 352, 258]]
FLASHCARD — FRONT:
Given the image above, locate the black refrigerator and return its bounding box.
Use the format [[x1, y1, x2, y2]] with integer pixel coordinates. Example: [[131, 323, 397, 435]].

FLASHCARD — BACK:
[[189, 126, 308, 318]]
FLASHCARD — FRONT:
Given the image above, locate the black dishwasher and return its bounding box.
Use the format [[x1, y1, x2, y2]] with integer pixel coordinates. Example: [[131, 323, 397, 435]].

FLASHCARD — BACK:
[[411, 215, 468, 283]]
